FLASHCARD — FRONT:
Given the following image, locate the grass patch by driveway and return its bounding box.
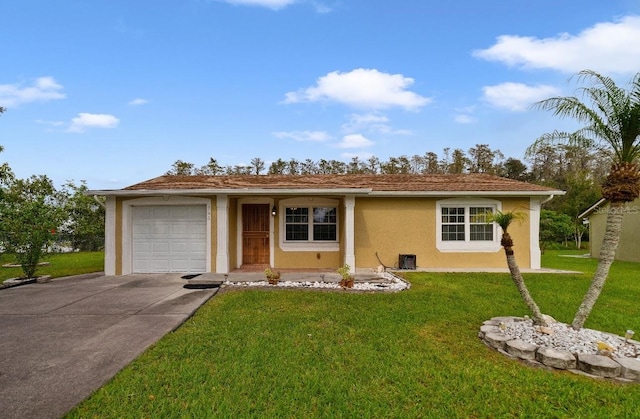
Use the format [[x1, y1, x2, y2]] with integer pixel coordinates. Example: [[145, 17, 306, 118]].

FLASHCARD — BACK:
[[0, 251, 104, 282], [68, 251, 640, 417]]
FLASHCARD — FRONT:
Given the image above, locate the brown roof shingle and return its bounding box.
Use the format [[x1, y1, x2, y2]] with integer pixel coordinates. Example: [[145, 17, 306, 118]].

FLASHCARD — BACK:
[[121, 174, 560, 194]]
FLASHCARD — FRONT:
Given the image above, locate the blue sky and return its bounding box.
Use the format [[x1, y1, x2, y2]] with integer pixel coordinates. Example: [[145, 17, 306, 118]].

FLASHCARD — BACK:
[[1, 0, 640, 189]]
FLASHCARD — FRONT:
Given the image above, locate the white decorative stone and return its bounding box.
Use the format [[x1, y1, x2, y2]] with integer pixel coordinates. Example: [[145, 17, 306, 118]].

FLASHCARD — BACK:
[[481, 318, 640, 381]]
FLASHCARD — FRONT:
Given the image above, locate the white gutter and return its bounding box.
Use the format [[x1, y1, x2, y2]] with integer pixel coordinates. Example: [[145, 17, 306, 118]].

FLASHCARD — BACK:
[[87, 188, 565, 198], [86, 188, 373, 197], [366, 190, 565, 198]]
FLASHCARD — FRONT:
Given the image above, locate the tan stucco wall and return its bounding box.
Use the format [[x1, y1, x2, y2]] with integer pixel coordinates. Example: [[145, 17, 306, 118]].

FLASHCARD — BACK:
[[353, 197, 532, 270], [588, 198, 640, 263], [271, 196, 341, 269]]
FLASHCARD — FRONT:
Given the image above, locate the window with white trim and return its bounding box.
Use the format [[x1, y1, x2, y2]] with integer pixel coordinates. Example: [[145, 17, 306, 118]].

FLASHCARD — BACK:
[[437, 199, 501, 252], [284, 207, 337, 241], [280, 198, 339, 251]]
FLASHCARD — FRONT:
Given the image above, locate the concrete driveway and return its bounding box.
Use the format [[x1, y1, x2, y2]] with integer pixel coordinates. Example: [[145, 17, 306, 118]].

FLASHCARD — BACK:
[[0, 273, 218, 419]]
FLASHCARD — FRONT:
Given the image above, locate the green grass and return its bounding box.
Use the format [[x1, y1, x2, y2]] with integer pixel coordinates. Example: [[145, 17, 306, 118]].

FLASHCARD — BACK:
[[0, 251, 104, 281], [67, 251, 640, 418]]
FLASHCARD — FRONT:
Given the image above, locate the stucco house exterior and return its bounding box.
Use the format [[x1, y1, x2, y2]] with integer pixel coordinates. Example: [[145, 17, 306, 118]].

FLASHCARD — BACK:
[[89, 174, 564, 276], [579, 197, 640, 263]]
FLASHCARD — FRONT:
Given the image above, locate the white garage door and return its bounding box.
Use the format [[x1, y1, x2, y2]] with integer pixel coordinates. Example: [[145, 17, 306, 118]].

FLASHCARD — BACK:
[[132, 205, 207, 273]]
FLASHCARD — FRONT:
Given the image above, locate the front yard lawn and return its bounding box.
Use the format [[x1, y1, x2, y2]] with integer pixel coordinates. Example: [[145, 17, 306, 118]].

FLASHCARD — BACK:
[[68, 251, 640, 417], [0, 251, 104, 282]]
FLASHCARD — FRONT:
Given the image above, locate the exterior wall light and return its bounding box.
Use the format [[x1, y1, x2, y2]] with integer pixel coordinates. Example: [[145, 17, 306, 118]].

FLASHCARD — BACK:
[[272, 205, 277, 216]]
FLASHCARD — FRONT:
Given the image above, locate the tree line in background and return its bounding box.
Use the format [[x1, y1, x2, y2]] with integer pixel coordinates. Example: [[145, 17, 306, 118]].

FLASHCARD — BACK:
[[166, 141, 610, 250]]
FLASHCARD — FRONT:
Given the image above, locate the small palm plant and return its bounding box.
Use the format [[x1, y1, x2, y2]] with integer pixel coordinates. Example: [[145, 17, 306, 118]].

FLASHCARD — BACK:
[[487, 210, 548, 326]]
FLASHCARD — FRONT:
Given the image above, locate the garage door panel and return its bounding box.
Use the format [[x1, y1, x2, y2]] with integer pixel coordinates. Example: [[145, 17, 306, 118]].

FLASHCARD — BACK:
[[151, 207, 171, 218], [171, 241, 190, 253], [132, 205, 207, 274], [152, 241, 170, 252], [171, 223, 191, 237], [151, 224, 170, 235], [133, 259, 150, 272], [170, 207, 191, 218], [132, 224, 151, 236], [133, 241, 151, 253]]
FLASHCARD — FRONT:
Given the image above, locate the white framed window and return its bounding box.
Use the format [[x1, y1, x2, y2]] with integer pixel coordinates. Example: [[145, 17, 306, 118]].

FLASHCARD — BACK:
[[279, 198, 339, 251], [436, 198, 501, 252]]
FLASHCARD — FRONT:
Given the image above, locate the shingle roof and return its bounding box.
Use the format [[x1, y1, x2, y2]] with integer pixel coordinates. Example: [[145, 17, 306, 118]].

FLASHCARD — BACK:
[[120, 174, 561, 194]]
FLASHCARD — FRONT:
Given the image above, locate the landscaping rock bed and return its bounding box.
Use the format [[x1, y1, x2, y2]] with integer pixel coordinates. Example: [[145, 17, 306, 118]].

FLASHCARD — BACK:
[[479, 316, 640, 382], [1, 275, 52, 289], [223, 271, 410, 291]]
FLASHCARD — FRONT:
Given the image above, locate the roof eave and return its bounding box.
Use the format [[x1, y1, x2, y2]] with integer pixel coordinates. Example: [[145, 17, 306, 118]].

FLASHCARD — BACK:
[[86, 188, 374, 197], [367, 190, 565, 197], [87, 188, 565, 198], [578, 198, 608, 219]]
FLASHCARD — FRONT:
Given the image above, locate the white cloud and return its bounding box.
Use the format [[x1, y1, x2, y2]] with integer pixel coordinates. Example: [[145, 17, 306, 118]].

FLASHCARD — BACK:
[[310, 1, 331, 13], [453, 106, 477, 124], [454, 114, 476, 124], [273, 130, 331, 142], [341, 113, 388, 132], [0, 76, 65, 107], [128, 98, 149, 105], [474, 15, 640, 74], [341, 113, 412, 135], [336, 134, 375, 149], [222, 0, 297, 10], [284, 68, 431, 110], [482, 82, 560, 111], [68, 113, 120, 133]]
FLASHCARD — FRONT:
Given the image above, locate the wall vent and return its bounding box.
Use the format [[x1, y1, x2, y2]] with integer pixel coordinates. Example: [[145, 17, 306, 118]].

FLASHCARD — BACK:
[[398, 254, 416, 270]]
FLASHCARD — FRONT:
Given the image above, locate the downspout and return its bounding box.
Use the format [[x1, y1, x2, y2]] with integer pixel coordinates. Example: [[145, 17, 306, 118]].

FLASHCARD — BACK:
[[540, 194, 555, 205], [93, 195, 106, 209]]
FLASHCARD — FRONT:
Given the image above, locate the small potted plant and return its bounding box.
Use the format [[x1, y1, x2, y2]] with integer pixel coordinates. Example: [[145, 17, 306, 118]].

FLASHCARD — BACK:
[[264, 268, 281, 285], [337, 264, 354, 288]]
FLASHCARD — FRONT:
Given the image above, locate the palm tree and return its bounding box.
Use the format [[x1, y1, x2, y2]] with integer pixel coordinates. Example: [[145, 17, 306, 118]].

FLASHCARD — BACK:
[[529, 70, 640, 330], [489, 210, 547, 326]]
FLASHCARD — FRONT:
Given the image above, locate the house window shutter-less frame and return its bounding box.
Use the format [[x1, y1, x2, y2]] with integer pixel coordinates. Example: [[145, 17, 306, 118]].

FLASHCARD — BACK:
[[436, 198, 501, 252]]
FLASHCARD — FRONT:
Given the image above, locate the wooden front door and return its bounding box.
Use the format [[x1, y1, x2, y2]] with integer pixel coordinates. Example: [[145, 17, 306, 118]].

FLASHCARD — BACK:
[[242, 204, 270, 265]]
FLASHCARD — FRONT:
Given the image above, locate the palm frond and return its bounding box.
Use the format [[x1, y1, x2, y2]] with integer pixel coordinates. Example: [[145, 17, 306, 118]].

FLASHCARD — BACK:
[[485, 210, 526, 232], [533, 70, 640, 166]]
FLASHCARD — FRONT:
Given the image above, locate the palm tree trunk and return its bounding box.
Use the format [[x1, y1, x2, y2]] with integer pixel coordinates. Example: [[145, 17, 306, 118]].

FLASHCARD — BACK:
[[571, 201, 625, 330], [505, 252, 547, 326]]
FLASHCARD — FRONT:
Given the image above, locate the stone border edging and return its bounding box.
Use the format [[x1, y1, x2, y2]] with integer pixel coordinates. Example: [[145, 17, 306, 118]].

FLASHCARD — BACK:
[[479, 316, 640, 383]]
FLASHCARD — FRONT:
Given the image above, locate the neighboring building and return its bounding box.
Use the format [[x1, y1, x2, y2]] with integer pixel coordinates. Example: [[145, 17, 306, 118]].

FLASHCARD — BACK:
[[579, 197, 640, 263], [89, 174, 564, 275]]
